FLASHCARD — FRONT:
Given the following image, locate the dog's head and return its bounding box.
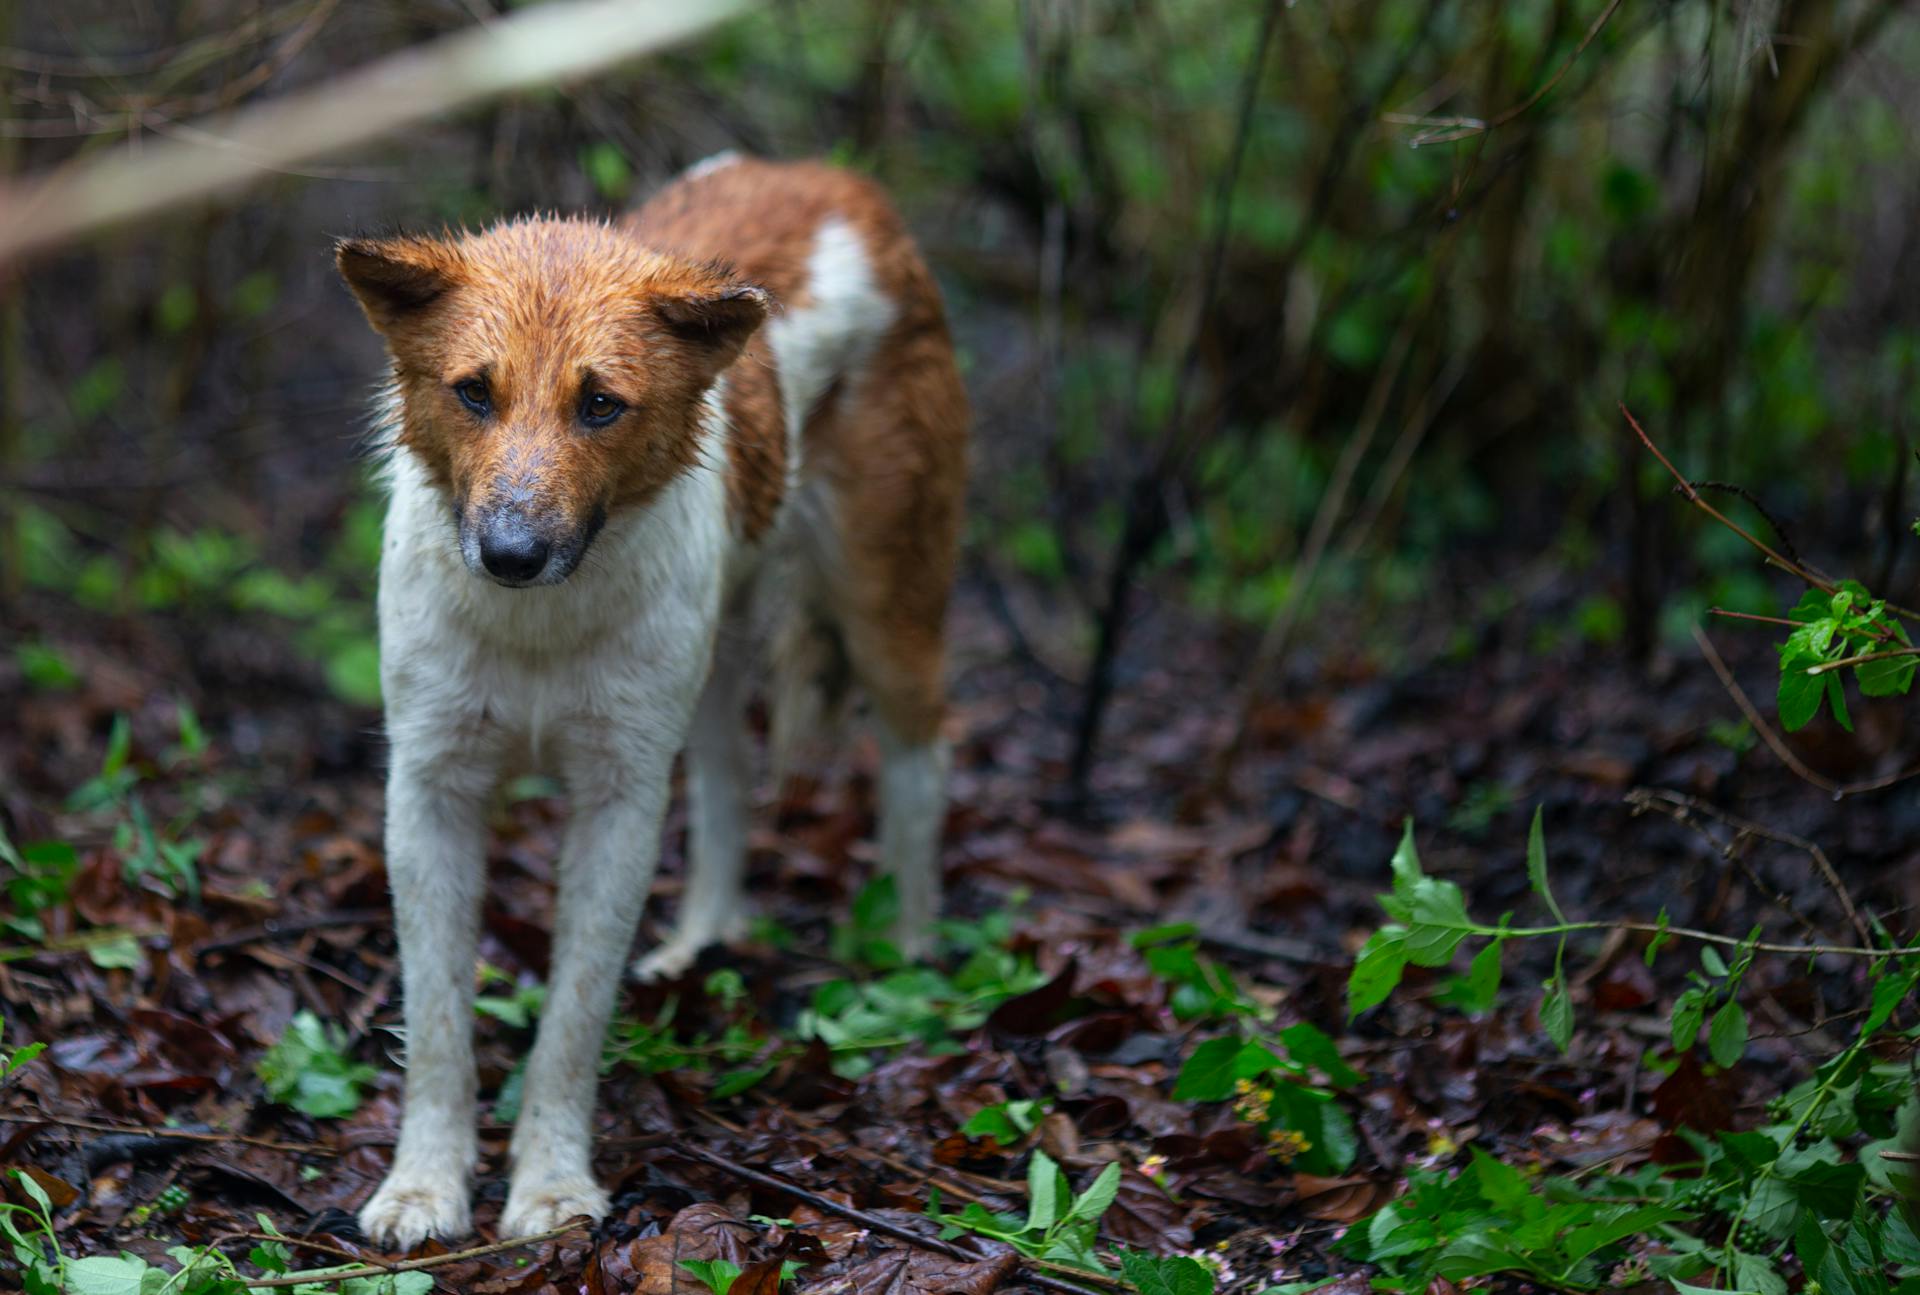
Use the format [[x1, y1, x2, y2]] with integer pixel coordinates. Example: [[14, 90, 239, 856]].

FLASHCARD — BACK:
[[337, 219, 767, 586]]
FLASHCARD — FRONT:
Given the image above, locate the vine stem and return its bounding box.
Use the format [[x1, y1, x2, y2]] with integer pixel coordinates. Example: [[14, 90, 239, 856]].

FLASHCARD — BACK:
[[1470, 919, 1916, 959]]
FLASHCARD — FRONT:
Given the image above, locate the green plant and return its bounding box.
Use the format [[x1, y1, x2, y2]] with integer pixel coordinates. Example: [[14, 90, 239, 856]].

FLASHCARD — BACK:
[[678, 1259, 744, 1295], [257, 1011, 378, 1119], [928, 1150, 1122, 1274], [1629, 410, 1920, 733], [475, 965, 547, 1028], [1171, 1023, 1361, 1175], [1131, 923, 1266, 1021], [1343, 812, 1920, 1292], [676, 1257, 806, 1295], [3, 1175, 432, 1294], [604, 969, 787, 1100], [963, 1098, 1048, 1143], [1115, 1250, 1217, 1295], [0, 829, 77, 943], [0, 1017, 44, 1088]]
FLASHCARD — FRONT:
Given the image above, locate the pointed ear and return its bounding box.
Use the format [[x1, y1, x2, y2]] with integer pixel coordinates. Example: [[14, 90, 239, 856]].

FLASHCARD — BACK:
[[335, 237, 458, 334], [654, 283, 771, 367]]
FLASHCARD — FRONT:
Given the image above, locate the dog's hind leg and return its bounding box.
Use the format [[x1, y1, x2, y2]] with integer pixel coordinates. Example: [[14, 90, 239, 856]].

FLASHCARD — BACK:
[[632, 636, 751, 983]]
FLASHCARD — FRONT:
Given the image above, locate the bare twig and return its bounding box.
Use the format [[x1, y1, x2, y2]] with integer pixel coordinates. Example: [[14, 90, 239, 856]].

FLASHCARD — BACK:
[[1625, 787, 1871, 946], [244, 1221, 585, 1288], [1689, 624, 1920, 798], [0, 1113, 340, 1156], [1806, 645, 1920, 675], [1386, 0, 1625, 145], [0, 0, 749, 264], [675, 1143, 1121, 1295], [1626, 404, 1920, 622]]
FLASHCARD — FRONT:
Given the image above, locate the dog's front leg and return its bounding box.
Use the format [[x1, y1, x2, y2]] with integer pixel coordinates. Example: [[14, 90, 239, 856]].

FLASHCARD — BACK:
[[501, 737, 675, 1235], [359, 753, 494, 1248]]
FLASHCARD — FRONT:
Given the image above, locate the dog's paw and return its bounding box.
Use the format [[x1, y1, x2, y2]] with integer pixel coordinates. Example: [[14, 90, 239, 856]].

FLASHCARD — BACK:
[[359, 1172, 472, 1250], [630, 938, 706, 983], [631, 917, 746, 983], [501, 1175, 610, 1237]]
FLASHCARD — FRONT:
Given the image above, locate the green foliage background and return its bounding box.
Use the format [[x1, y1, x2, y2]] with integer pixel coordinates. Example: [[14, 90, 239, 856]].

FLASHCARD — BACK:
[[1, 0, 1916, 693]]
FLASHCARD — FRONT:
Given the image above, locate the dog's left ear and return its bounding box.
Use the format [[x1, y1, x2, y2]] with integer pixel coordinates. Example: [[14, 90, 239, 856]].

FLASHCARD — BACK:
[[336, 236, 460, 336], [653, 283, 771, 369]]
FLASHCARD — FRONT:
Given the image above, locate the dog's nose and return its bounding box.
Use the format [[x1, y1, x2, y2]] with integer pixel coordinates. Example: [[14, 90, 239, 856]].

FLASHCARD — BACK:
[[478, 519, 550, 583]]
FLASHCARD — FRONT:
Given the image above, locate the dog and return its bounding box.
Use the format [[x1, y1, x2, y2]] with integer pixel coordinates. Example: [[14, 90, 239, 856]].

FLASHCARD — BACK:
[[335, 154, 968, 1248]]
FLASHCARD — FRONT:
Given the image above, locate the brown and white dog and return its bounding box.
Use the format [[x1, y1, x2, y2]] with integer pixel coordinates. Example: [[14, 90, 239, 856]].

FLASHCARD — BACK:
[[336, 155, 967, 1247]]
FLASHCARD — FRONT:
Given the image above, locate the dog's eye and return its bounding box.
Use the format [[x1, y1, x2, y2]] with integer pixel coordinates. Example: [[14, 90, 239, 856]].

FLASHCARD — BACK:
[[454, 379, 491, 414], [580, 392, 625, 428]]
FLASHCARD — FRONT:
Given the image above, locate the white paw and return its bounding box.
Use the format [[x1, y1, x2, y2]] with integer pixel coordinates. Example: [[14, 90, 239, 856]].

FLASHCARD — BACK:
[[631, 917, 746, 982], [631, 939, 706, 982], [359, 1171, 472, 1250], [501, 1174, 610, 1237]]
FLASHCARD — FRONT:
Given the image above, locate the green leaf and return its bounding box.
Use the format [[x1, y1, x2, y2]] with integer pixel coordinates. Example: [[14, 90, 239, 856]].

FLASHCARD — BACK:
[[1277, 1022, 1363, 1088], [1671, 989, 1706, 1052], [87, 932, 143, 970], [1857, 650, 1917, 697], [1173, 1037, 1273, 1102], [678, 1258, 741, 1295], [1707, 1000, 1748, 1068], [1069, 1162, 1121, 1225], [1432, 1234, 1538, 1281], [1645, 907, 1673, 965], [1115, 1251, 1214, 1295], [1865, 963, 1920, 1033], [1825, 672, 1854, 732], [1389, 819, 1423, 897], [1540, 978, 1573, 1052], [1347, 927, 1407, 1018], [1525, 807, 1565, 923], [1397, 877, 1475, 967], [1783, 1160, 1865, 1219], [1777, 652, 1825, 731], [1469, 1146, 1540, 1219], [1439, 938, 1503, 1015], [1026, 1149, 1063, 1232], [1734, 1251, 1788, 1295], [61, 1256, 149, 1295]]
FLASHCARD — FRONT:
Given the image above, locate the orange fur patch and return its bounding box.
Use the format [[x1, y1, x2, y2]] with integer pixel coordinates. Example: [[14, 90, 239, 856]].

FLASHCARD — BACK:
[[338, 220, 766, 541]]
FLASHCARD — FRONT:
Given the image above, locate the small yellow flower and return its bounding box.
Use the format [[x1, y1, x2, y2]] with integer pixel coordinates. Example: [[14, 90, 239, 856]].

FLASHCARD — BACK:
[[1265, 1129, 1312, 1164], [1426, 1131, 1459, 1160]]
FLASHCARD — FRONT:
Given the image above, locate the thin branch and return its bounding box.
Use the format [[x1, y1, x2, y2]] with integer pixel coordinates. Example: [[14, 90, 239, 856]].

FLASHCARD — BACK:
[[1806, 645, 1920, 675], [1626, 404, 1920, 622], [0, 0, 749, 264], [1690, 623, 1920, 799], [244, 1222, 585, 1289], [675, 1143, 1121, 1295], [1625, 787, 1871, 947], [1387, 0, 1625, 145]]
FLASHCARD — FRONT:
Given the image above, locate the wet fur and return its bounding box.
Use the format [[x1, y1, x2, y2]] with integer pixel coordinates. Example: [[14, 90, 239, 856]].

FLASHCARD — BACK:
[[337, 157, 967, 1248]]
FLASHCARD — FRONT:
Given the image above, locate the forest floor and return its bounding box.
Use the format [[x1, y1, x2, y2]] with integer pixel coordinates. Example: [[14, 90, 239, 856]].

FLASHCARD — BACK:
[[2, 569, 1916, 1293]]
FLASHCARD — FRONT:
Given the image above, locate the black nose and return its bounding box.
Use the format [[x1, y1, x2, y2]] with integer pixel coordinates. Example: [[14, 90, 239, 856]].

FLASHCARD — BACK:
[[478, 520, 550, 583]]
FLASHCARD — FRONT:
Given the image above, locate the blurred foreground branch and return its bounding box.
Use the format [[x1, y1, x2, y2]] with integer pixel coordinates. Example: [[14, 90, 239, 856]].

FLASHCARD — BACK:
[[0, 0, 748, 265]]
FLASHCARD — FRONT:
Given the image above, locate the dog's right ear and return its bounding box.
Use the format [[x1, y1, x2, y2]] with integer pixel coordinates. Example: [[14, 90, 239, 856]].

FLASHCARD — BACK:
[[336, 237, 458, 335]]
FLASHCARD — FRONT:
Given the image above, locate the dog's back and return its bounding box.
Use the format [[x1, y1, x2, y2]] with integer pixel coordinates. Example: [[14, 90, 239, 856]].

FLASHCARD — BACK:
[[629, 155, 969, 776]]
